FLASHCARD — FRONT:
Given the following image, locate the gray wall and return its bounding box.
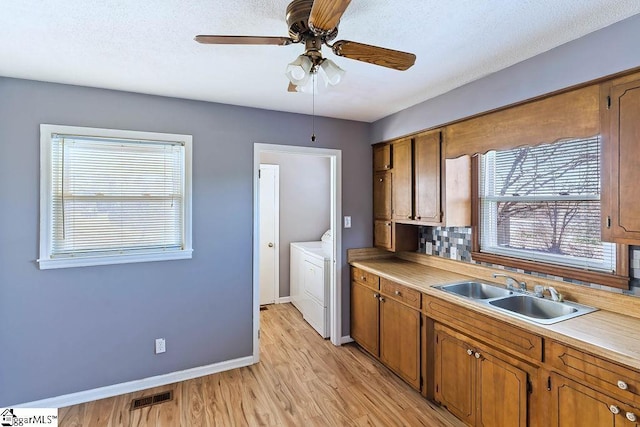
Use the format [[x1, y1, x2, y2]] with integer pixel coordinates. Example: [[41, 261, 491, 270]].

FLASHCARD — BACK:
[[260, 152, 331, 298], [371, 13, 640, 143], [0, 78, 371, 406]]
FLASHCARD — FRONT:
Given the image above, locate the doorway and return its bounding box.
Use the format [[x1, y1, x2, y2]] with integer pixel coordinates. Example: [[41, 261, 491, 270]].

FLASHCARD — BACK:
[[258, 164, 279, 306], [252, 143, 342, 360]]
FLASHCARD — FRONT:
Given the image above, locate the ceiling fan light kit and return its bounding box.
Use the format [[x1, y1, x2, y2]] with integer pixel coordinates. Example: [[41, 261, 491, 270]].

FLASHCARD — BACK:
[[195, 0, 416, 91]]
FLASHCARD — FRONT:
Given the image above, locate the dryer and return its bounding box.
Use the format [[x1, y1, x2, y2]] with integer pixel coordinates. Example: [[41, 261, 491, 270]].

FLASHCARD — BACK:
[[290, 230, 332, 338]]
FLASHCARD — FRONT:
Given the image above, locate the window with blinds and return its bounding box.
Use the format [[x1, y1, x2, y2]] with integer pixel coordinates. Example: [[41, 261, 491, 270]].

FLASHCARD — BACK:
[[478, 136, 616, 273], [39, 125, 192, 269]]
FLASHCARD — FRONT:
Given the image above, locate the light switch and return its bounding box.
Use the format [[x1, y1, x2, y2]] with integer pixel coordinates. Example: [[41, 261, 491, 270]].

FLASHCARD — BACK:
[[344, 216, 351, 228]]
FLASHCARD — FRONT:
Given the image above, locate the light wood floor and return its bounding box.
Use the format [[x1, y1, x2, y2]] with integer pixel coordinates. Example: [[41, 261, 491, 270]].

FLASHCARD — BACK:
[[59, 303, 463, 426]]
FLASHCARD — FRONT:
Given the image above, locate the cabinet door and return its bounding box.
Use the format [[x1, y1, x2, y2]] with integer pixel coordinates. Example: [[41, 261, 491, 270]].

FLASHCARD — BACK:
[[549, 373, 619, 427], [392, 138, 413, 221], [435, 328, 476, 426], [373, 171, 392, 219], [379, 297, 421, 390], [350, 280, 379, 357], [476, 350, 528, 427], [414, 131, 441, 223], [374, 220, 392, 250], [603, 76, 640, 243], [373, 144, 392, 172]]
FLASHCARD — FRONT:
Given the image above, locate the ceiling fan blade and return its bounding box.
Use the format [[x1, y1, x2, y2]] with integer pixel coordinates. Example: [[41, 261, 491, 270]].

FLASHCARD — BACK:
[[309, 0, 351, 34], [331, 40, 416, 71], [194, 35, 294, 46]]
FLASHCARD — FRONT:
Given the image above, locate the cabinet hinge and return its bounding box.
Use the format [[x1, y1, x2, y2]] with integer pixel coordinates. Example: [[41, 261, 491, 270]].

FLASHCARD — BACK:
[[606, 216, 611, 229], [420, 377, 424, 388], [527, 380, 533, 394], [436, 334, 439, 344], [547, 376, 552, 391], [607, 95, 611, 110], [258, 329, 261, 339], [435, 384, 439, 393]]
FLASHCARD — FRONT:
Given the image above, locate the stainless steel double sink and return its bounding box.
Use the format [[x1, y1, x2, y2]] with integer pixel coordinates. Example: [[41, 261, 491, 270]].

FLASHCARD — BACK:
[[434, 281, 597, 325]]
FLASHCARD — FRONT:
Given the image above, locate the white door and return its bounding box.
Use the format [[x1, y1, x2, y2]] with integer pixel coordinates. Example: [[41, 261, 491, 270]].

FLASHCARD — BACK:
[[259, 164, 279, 305]]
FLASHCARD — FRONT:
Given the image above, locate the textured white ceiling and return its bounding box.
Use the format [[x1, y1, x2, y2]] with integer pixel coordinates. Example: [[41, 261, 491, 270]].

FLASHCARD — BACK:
[[1, 1, 639, 122]]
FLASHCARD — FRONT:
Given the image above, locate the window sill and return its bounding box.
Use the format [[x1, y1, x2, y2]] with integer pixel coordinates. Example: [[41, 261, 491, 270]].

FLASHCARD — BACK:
[[471, 251, 629, 290], [38, 249, 193, 270]]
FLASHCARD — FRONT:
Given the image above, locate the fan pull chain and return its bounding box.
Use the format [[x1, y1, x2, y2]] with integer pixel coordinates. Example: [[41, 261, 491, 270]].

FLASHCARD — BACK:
[[311, 73, 316, 142]]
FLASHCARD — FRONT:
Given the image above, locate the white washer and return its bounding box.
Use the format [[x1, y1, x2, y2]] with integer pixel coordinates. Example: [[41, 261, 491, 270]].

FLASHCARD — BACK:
[[290, 230, 332, 338]]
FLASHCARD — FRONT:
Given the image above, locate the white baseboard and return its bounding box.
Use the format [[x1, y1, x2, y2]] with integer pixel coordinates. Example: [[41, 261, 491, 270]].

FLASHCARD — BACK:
[[14, 355, 256, 409], [340, 335, 354, 344], [276, 296, 291, 304]]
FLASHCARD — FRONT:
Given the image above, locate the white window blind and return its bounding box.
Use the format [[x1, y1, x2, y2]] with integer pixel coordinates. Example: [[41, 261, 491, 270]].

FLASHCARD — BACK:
[[39, 125, 192, 269], [479, 137, 616, 273]]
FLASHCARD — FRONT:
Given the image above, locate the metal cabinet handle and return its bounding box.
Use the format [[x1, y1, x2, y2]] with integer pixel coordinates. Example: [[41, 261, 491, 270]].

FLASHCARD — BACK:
[[373, 293, 380, 298], [474, 352, 481, 359], [466, 349, 474, 356], [268, 242, 274, 247], [416, 216, 421, 220], [385, 164, 390, 169], [386, 222, 391, 226], [379, 178, 383, 182], [361, 276, 366, 281], [626, 412, 637, 422], [394, 290, 401, 296], [617, 380, 628, 390], [379, 297, 385, 302], [407, 215, 412, 219], [610, 405, 620, 415]]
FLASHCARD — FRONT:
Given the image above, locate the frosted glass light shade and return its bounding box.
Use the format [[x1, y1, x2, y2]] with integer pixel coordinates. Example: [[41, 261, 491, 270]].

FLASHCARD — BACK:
[[285, 55, 312, 85], [319, 59, 345, 86]]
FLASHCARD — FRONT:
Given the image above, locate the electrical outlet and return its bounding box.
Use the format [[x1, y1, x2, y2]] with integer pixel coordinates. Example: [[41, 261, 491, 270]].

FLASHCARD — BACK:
[[155, 338, 166, 354], [450, 247, 458, 259], [344, 216, 351, 228]]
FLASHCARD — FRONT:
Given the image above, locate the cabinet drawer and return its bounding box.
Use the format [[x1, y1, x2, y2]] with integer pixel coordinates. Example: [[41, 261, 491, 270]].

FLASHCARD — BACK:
[[546, 340, 640, 405], [424, 294, 542, 361], [380, 278, 421, 309], [351, 267, 379, 290]]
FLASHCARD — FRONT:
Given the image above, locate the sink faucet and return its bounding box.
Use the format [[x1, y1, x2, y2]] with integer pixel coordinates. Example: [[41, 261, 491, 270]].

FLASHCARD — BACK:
[[493, 273, 527, 291]]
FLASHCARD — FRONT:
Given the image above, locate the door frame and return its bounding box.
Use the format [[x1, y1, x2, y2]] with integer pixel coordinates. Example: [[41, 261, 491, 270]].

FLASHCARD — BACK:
[[258, 163, 280, 305], [253, 143, 342, 361]]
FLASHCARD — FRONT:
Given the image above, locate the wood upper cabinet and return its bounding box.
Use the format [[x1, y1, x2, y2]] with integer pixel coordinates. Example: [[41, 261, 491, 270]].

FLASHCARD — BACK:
[[373, 144, 392, 172], [373, 171, 391, 219], [379, 293, 421, 390], [549, 373, 639, 427], [414, 130, 442, 223], [350, 275, 380, 357], [602, 72, 640, 244], [391, 137, 413, 221], [434, 323, 529, 427], [373, 220, 392, 250]]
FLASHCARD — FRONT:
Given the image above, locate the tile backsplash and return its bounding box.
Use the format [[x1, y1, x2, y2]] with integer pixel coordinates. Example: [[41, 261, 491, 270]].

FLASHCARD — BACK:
[[418, 226, 640, 296]]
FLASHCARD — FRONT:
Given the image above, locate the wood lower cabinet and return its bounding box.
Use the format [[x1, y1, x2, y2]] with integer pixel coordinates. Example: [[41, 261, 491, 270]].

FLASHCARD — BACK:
[[549, 373, 640, 426], [602, 72, 640, 244], [350, 275, 380, 357], [434, 323, 529, 427], [380, 294, 421, 389], [350, 269, 422, 391]]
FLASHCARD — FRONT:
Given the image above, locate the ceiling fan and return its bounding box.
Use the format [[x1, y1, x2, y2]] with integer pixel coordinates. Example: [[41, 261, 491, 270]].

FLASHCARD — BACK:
[[195, 0, 416, 92]]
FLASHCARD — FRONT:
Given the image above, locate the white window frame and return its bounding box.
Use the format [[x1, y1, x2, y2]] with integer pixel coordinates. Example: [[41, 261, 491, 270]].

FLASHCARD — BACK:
[[39, 124, 193, 269], [478, 139, 615, 273]]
